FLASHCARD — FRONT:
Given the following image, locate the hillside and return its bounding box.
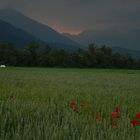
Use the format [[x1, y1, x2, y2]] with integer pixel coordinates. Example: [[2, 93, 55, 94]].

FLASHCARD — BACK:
[[0, 8, 82, 49], [63, 30, 140, 58], [0, 19, 44, 47]]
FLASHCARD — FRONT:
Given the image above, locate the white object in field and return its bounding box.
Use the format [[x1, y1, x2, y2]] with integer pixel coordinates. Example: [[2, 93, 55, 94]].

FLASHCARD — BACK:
[[0, 65, 6, 68]]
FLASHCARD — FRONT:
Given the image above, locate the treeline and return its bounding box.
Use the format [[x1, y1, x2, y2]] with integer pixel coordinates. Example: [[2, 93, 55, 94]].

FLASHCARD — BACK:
[[0, 41, 140, 69]]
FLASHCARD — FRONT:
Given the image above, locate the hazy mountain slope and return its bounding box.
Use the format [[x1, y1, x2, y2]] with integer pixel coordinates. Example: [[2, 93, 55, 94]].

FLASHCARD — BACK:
[[0, 8, 81, 49], [63, 29, 140, 58], [63, 29, 140, 50], [0, 19, 44, 47], [112, 47, 140, 59]]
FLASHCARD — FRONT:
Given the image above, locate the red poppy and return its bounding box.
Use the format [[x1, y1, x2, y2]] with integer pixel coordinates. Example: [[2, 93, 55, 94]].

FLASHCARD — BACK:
[[114, 106, 119, 113], [111, 112, 121, 118], [96, 115, 102, 121], [111, 121, 117, 127], [116, 114, 121, 118], [80, 102, 85, 108], [136, 113, 140, 119], [69, 102, 76, 107], [72, 108, 78, 113], [130, 119, 137, 125]]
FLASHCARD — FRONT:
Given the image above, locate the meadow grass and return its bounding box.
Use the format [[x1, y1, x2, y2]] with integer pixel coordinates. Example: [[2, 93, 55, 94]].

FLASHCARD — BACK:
[[0, 67, 140, 140]]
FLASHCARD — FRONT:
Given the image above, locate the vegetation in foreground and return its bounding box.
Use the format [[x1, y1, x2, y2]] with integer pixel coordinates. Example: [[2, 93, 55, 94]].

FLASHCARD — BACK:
[[0, 67, 140, 140]]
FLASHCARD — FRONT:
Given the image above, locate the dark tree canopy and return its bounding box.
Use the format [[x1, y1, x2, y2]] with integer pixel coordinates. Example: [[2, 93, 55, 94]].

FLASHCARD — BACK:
[[0, 42, 140, 69]]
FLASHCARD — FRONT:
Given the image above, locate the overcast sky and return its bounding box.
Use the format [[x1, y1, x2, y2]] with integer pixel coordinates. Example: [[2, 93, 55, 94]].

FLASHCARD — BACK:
[[0, 0, 140, 34]]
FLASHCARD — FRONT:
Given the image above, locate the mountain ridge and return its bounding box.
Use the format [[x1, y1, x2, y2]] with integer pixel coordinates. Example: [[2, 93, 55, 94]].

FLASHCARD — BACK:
[[62, 29, 140, 50], [0, 19, 45, 47], [0, 8, 82, 49], [62, 30, 140, 58]]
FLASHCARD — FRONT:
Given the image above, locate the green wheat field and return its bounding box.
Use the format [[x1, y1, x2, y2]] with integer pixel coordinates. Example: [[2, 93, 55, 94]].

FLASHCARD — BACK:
[[0, 67, 140, 140]]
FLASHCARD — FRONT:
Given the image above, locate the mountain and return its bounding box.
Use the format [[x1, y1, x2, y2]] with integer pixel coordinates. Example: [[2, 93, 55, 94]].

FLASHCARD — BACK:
[[63, 29, 140, 50], [112, 47, 140, 59], [0, 19, 45, 47], [0, 8, 139, 57], [0, 8, 82, 49], [63, 29, 140, 58]]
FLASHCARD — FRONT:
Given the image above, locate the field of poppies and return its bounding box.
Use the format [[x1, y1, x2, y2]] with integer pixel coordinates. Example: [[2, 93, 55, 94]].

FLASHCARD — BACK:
[[0, 67, 140, 140]]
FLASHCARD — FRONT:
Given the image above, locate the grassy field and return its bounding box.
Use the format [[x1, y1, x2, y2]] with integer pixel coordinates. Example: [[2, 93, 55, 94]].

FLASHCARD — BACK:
[[0, 67, 140, 140]]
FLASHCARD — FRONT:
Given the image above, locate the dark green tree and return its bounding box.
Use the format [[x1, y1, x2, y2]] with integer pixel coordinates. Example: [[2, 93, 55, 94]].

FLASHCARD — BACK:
[[38, 44, 51, 67], [23, 41, 39, 66], [87, 43, 97, 67], [0, 42, 18, 65]]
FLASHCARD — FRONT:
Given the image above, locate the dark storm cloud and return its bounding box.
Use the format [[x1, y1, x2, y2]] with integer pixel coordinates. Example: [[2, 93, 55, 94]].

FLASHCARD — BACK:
[[0, 0, 140, 34]]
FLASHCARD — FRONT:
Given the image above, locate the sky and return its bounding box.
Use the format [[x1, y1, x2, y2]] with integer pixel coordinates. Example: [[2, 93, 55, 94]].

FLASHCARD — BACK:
[[0, 0, 140, 34]]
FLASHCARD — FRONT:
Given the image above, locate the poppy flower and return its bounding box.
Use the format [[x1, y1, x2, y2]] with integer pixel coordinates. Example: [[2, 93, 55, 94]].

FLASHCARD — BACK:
[[130, 119, 137, 125], [69, 102, 76, 107], [136, 113, 140, 119], [111, 121, 117, 127], [111, 112, 121, 118], [96, 115, 102, 121], [72, 108, 78, 113], [80, 102, 85, 108], [114, 106, 119, 113]]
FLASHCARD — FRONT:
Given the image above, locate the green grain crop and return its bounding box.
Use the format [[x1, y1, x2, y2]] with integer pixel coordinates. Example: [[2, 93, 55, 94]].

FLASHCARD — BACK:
[[0, 67, 140, 140]]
